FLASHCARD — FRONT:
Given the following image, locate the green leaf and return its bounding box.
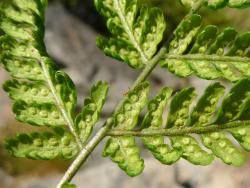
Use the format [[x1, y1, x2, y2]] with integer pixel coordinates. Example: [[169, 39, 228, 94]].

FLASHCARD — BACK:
[[207, 0, 250, 8], [0, 35, 46, 59], [3, 80, 54, 104], [168, 14, 202, 55], [1, 0, 47, 18], [103, 136, 144, 177], [160, 15, 250, 81], [13, 101, 65, 127], [113, 82, 150, 130], [166, 87, 214, 165], [76, 81, 109, 144], [103, 82, 150, 176], [141, 87, 173, 129], [5, 128, 78, 160], [201, 132, 245, 166], [173, 79, 250, 166], [179, 0, 204, 10], [106, 81, 250, 170], [179, 0, 250, 9], [171, 136, 214, 165], [188, 83, 225, 126], [230, 127, 250, 151], [209, 27, 237, 54], [188, 82, 245, 166], [129, 80, 250, 168], [95, 0, 166, 68], [166, 87, 196, 128], [0, 54, 45, 81], [141, 87, 181, 164], [0, 0, 82, 153], [190, 25, 218, 53], [215, 79, 250, 124], [228, 0, 250, 8], [54, 70, 77, 117]]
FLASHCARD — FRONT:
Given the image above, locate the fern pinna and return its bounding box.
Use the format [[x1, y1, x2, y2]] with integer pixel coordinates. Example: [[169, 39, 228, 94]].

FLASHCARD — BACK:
[[0, 0, 108, 160], [0, 0, 250, 187]]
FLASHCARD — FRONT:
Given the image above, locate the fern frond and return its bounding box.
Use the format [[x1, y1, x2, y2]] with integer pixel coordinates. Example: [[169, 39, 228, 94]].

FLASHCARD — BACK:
[[0, 0, 109, 155], [76, 81, 109, 144], [5, 128, 78, 160], [107, 79, 250, 176], [179, 0, 250, 9], [0, 0, 82, 148], [2, 0, 250, 186], [160, 14, 250, 81], [103, 82, 150, 176], [95, 0, 166, 68]]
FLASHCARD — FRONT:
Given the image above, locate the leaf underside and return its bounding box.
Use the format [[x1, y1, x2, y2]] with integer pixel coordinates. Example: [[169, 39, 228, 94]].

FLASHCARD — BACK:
[[180, 0, 250, 9], [76, 81, 109, 144], [1, 0, 250, 183], [103, 82, 150, 176], [95, 0, 166, 68], [104, 79, 250, 176], [160, 14, 250, 82], [5, 128, 78, 160], [95, 0, 250, 82], [1, 0, 108, 160]]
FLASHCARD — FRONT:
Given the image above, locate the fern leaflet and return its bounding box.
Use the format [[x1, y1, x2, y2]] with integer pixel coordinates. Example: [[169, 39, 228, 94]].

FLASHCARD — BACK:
[[95, 0, 166, 68], [160, 14, 250, 81], [0, 0, 108, 160], [179, 0, 250, 9], [106, 79, 250, 176], [103, 82, 150, 176], [95, 1, 250, 82]]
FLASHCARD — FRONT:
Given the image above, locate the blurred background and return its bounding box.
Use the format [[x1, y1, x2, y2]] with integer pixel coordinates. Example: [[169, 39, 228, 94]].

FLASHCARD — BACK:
[[0, 0, 250, 187]]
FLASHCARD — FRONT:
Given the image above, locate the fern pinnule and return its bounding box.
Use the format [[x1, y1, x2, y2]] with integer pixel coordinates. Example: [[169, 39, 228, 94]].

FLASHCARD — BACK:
[[179, 0, 250, 9], [5, 128, 78, 160], [103, 82, 150, 177], [95, 0, 166, 68], [160, 14, 250, 81], [141, 87, 181, 165], [76, 81, 109, 144]]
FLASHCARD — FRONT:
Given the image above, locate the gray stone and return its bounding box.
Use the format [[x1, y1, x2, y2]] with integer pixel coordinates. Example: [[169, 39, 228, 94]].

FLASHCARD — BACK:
[[44, 3, 187, 114], [0, 168, 13, 188], [16, 158, 250, 188]]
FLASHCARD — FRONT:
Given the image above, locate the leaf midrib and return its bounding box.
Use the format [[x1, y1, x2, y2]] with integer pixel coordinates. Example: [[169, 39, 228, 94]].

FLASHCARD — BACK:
[[40, 59, 83, 149], [164, 54, 250, 63], [114, 0, 148, 64], [107, 120, 250, 137]]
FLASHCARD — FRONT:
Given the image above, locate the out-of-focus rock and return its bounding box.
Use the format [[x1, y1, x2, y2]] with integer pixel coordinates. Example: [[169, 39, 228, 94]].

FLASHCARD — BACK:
[[0, 168, 14, 188], [44, 3, 187, 114], [15, 158, 250, 188], [0, 69, 12, 129], [175, 159, 250, 188]]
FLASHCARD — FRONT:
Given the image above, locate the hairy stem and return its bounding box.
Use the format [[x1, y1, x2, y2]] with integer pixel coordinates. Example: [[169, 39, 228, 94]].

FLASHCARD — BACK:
[[107, 120, 250, 137], [56, 47, 167, 187], [56, 123, 111, 188]]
